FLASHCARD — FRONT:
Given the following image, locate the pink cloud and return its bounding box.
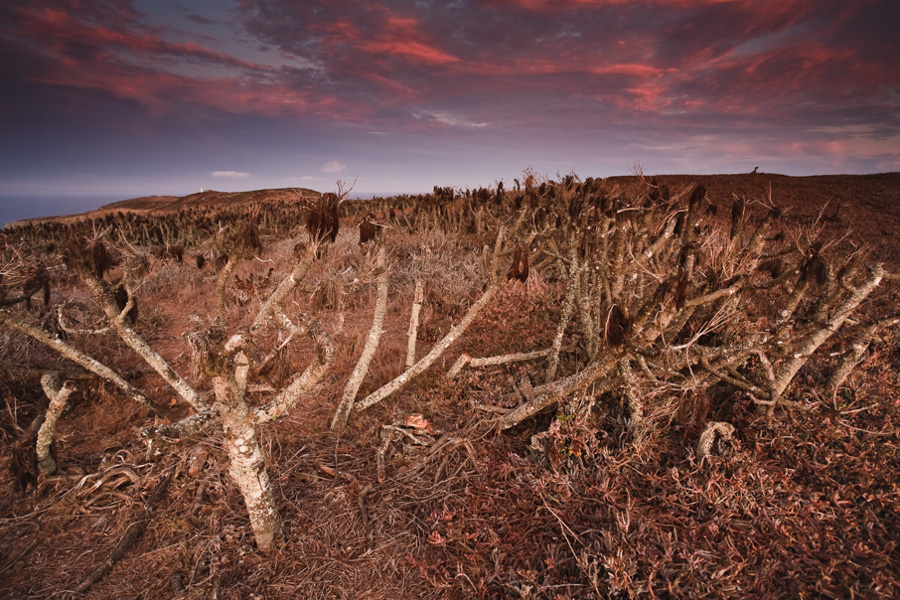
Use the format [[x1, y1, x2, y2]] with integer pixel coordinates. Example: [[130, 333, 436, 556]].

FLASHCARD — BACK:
[[315, 10, 460, 66], [4, 0, 897, 153], [15, 6, 266, 71], [4, 4, 364, 120], [362, 39, 460, 65], [493, 0, 748, 10], [587, 64, 666, 77]]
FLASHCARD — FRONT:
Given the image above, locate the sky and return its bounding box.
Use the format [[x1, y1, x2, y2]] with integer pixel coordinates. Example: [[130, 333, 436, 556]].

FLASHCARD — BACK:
[[0, 0, 898, 206]]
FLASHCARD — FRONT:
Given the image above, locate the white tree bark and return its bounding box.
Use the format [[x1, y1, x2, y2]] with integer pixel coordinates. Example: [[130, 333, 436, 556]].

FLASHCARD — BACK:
[[355, 282, 502, 412], [36, 372, 76, 476], [114, 322, 207, 411], [212, 369, 281, 552], [406, 279, 424, 368], [1, 309, 153, 410], [770, 264, 883, 402], [220, 400, 281, 552], [332, 266, 389, 431], [448, 348, 552, 379]]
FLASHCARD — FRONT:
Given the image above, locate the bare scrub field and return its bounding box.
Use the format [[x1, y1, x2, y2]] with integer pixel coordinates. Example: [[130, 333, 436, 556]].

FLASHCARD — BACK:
[[1, 173, 899, 599]]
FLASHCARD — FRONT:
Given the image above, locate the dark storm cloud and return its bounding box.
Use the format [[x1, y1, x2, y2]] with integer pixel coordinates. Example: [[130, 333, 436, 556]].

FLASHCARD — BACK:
[[234, 0, 899, 137], [0, 0, 342, 119], [0, 0, 897, 189], [4, 0, 896, 131], [183, 13, 218, 26]]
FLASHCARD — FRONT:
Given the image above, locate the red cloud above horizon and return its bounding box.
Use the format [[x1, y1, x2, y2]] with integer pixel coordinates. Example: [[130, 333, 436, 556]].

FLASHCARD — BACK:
[[1, 0, 897, 163]]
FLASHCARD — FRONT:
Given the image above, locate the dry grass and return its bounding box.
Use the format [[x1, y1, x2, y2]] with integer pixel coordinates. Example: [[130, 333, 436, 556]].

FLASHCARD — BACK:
[[1, 173, 899, 599]]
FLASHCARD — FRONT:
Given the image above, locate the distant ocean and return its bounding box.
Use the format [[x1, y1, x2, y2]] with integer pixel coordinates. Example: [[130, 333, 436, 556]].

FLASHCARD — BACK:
[[0, 195, 123, 229]]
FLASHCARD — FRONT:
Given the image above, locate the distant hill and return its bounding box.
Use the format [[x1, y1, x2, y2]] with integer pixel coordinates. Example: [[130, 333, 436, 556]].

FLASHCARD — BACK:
[[6, 187, 321, 227], [98, 187, 321, 214]]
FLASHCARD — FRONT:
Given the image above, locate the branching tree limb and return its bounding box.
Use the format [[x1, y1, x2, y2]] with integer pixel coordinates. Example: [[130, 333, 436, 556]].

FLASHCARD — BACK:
[[355, 220, 522, 413], [1, 209, 342, 552], [0, 309, 154, 411], [490, 178, 895, 433], [406, 279, 424, 368], [36, 372, 75, 476], [332, 251, 389, 431]]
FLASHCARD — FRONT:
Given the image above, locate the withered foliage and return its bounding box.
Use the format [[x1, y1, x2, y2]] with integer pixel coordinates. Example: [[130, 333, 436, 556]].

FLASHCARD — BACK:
[[7, 416, 44, 493], [169, 245, 184, 263], [359, 215, 378, 244], [113, 282, 138, 325], [602, 303, 628, 347], [1, 173, 899, 600], [800, 242, 828, 285], [230, 220, 263, 255], [757, 256, 784, 279], [19, 267, 50, 309], [507, 244, 529, 282], [62, 236, 116, 280], [731, 195, 746, 239], [306, 192, 340, 243], [215, 252, 228, 271]]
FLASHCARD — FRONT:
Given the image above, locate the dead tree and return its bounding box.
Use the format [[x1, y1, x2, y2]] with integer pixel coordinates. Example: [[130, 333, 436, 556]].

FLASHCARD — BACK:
[[497, 178, 894, 431], [348, 211, 532, 417], [1, 213, 342, 552], [331, 249, 389, 431]]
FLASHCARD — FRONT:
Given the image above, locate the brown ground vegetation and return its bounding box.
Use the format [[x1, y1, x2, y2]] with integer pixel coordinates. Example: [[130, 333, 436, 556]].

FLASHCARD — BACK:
[[1, 173, 899, 599]]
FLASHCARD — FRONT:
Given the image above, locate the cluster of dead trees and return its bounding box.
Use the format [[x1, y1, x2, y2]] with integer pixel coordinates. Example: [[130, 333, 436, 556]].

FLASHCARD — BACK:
[[2, 174, 896, 554]]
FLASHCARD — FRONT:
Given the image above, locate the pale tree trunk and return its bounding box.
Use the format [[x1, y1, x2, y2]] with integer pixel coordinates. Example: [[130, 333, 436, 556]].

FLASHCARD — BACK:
[[37, 372, 76, 476], [332, 263, 389, 431], [406, 279, 424, 368], [355, 223, 513, 413], [0, 310, 153, 410], [213, 372, 281, 552], [770, 264, 883, 402]]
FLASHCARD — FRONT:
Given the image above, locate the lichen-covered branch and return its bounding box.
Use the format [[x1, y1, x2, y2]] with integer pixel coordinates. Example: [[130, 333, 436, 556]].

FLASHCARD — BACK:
[[253, 244, 317, 331], [79, 274, 207, 411], [254, 327, 334, 424], [36, 372, 75, 475], [0, 309, 154, 411], [142, 410, 217, 441], [214, 254, 237, 326], [500, 350, 623, 429], [356, 281, 503, 412], [332, 261, 389, 431], [546, 252, 580, 382], [355, 224, 514, 413], [406, 279, 424, 368], [769, 264, 884, 403], [828, 317, 900, 392], [448, 348, 552, 379]]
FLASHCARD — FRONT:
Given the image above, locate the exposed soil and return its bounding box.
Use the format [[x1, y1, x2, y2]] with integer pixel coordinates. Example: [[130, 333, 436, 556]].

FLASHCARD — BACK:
[[1, 173, 898, 599]]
